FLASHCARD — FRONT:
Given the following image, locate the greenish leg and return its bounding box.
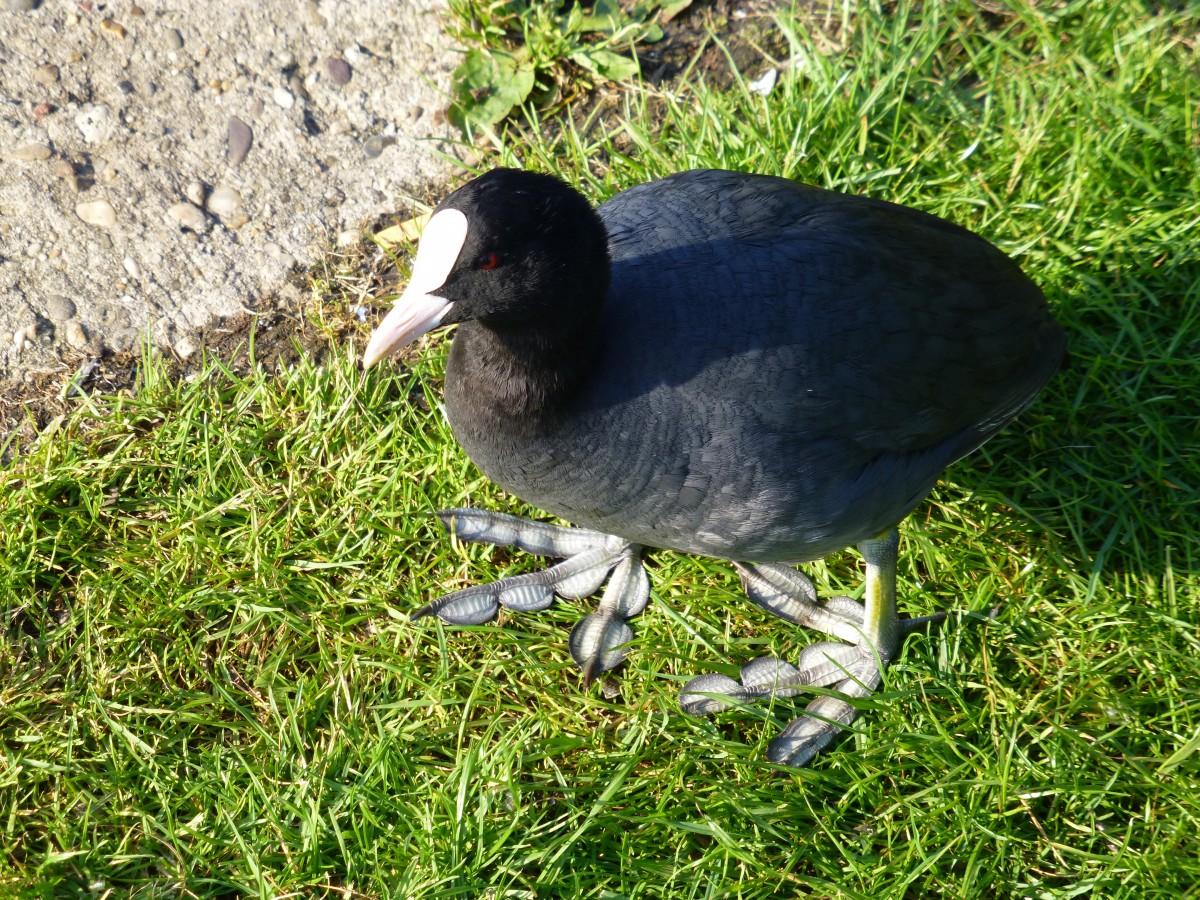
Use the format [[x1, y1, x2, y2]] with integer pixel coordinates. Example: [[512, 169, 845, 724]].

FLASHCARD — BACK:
[[858, 526, 901, 668], [765, 527, 902, 767]]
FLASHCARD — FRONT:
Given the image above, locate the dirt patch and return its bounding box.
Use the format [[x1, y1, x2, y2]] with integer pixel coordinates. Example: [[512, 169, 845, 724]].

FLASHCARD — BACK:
[[0, 288, 325, 465], [641, 0, 805, 87]]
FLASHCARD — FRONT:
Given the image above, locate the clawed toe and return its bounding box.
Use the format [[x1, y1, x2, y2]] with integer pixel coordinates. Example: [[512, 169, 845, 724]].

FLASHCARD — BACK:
[[680, 655, 808, 715], [413, 508, 647, 680], [567, 550, 649, 680], [409, 566, 557, 624], [436, 508, 616, 559], [766, 691, 868, 768], [569, 613, 634, 682], [735, 562, 867, 643], [680, 642, 866, 715], [683, 642, 884, 767]]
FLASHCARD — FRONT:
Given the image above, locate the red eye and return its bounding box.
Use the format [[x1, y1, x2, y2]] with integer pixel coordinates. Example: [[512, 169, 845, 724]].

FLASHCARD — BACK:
[[478, 252, 500, 270]]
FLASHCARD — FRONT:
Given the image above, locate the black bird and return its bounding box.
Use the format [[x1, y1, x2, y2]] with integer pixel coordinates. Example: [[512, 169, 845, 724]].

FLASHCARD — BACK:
[[363, 168, 1065, 767]]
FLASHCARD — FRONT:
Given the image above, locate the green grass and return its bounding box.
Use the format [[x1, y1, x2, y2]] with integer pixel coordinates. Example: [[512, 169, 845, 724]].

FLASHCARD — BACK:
[[3, 1, 1199, 896]]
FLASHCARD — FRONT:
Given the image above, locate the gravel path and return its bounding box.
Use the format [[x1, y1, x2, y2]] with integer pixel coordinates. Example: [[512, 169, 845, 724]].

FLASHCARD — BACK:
[[1, 0, 456, 384]]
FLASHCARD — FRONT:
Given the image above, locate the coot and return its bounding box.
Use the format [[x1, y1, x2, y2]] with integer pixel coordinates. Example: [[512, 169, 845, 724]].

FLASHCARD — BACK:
[[363, 168, 1065, 767]]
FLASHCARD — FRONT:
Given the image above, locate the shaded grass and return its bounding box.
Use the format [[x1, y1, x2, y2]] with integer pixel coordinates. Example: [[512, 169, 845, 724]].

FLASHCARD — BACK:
[[3, 1, 1199, 897]]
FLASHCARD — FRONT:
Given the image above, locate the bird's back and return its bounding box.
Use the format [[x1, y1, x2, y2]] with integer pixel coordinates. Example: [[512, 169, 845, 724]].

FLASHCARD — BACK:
[[458, 171, 1065, 561]]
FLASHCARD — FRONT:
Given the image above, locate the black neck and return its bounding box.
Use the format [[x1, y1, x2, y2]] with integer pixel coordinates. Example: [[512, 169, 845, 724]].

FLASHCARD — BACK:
[[445, 312, 603, 439]]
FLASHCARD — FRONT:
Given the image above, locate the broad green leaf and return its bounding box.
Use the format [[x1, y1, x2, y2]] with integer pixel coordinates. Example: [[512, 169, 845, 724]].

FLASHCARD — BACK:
[[637, 21, 664, 42], [571, 47, 640, 82], [658, 0, 692, 22], [449, 48, 536, 129], [578, 0, 626, 34]]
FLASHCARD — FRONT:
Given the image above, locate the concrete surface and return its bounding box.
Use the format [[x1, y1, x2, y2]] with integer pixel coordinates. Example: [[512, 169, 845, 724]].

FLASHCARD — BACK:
[[0, 0, 456, 383]]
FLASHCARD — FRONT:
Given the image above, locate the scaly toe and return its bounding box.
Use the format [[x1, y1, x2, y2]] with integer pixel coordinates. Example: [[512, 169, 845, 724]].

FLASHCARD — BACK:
[[735, 562, 866, 643], [569, 612, 634, 682], [766, 694, 861, 767], [436, 507, 613, 558], [679, 672, 747, 715], [680, 642, 867, 716], [416, 509, 643, 635], [410, 582, 504, 624]]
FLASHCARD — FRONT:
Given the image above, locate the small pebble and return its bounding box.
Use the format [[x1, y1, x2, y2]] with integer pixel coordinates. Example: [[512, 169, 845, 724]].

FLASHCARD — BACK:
[[206, 185, 241, 217], [130, 4, 144, 16], [226, 116, 252, 165], [11, 142, 52, 161], [225, 213, 250, 230], [118, 79, 134, 95], [65, 320, 90, 349], [123, 256, 140, 279], [46, 296, 77, 321], [33, 64, 60, 85], [748, 69, 778, 97], [6, 0, 41, 10], [272, 86, 295, 109], [173, 335, 198, 359], [98, 302, 131, 329], [100, 19, 127, 39], [33, 103, 53, 120], [109, 328, 137, 352], [184, 180, 206, 206], [166, 201, 208, 233], [163, 28, 183, 51], [264, 242, 295, 268], [324, 57, 351, 85], [362, 134, 394, 158], [53, 159, 76, 177], [75, 104, 114, 144], [276, 51, 296, 70], [76, 199, 117, 228]]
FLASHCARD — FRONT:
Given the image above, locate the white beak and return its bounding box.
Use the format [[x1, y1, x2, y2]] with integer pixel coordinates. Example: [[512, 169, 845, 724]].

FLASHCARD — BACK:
[[362, 208, 470, 369]]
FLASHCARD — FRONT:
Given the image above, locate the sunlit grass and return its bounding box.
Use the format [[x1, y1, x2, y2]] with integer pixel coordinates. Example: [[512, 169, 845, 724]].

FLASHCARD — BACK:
[[3, 2, 1198, 897]]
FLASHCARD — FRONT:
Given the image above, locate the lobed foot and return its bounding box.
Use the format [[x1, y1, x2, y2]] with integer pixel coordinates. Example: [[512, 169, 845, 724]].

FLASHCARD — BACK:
[[735, 562, 948, 642], [411, 508, 647, 679], [681, 528, 956, 768]]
